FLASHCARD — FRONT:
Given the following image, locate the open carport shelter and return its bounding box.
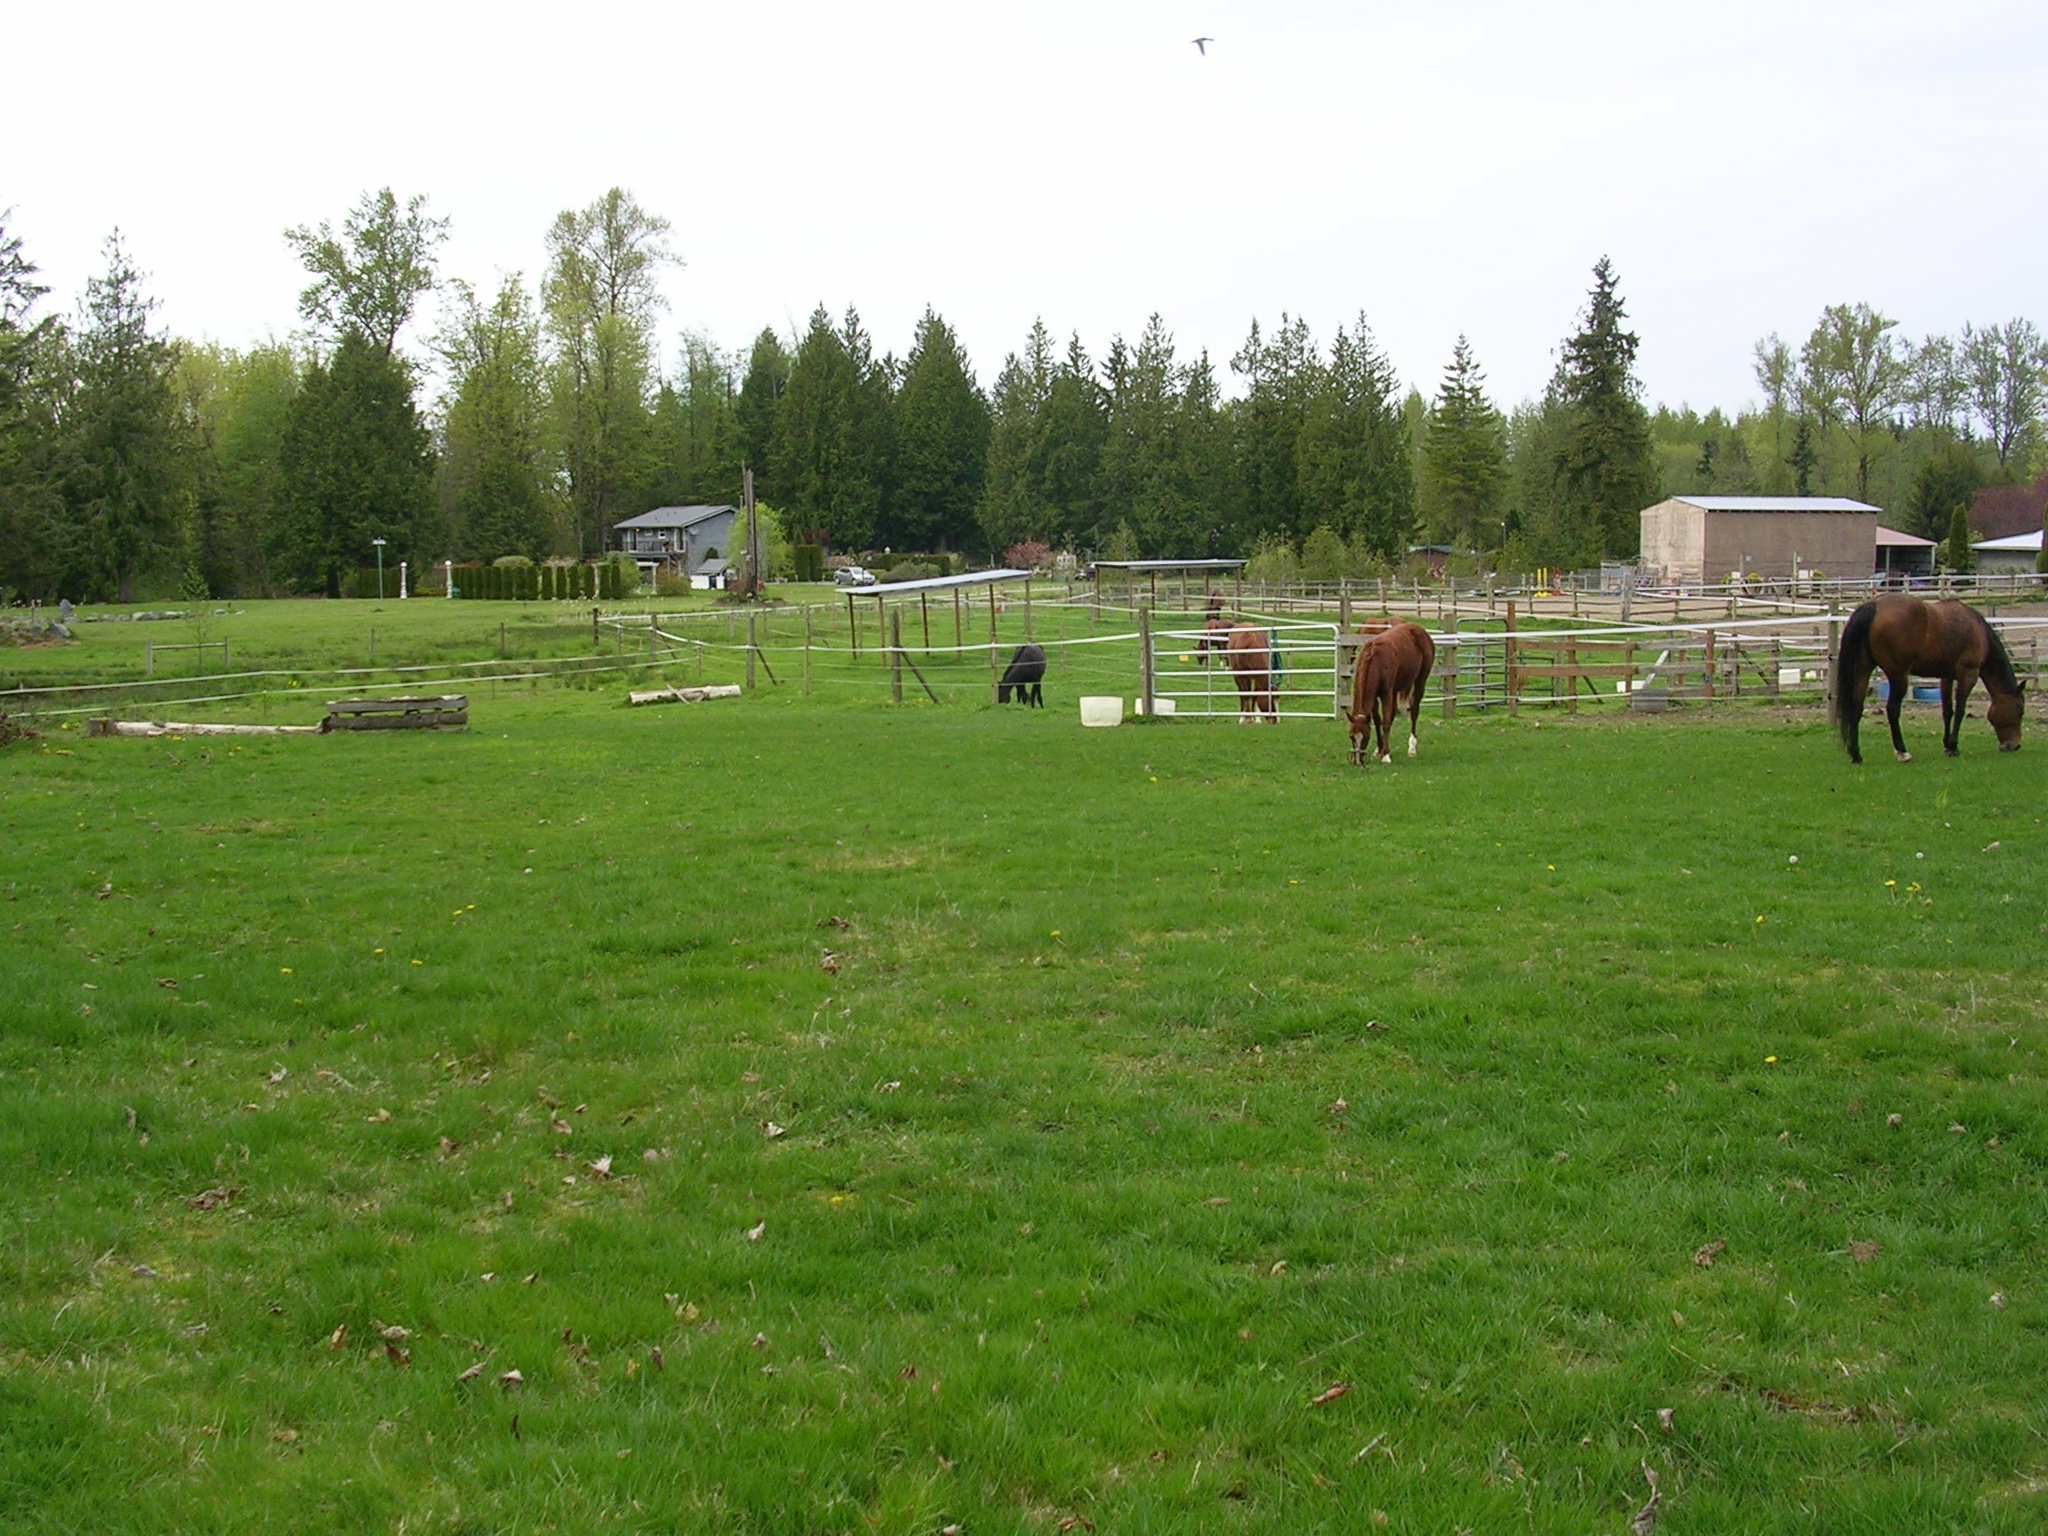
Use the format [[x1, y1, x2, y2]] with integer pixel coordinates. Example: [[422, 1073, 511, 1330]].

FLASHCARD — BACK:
[[1091, 558, 1246, 607], [842, 568, 1036, 659]]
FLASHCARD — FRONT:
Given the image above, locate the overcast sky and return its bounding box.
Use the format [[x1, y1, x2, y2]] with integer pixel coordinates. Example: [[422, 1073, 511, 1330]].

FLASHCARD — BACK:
[[11, 0, 2046, 412]]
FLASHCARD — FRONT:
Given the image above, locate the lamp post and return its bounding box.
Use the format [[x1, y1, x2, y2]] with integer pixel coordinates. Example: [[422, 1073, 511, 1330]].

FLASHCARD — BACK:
[[372, 538, 388, 609]]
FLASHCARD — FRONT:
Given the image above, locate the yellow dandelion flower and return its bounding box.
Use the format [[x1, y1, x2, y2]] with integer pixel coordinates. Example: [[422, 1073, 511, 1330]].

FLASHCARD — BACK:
[[1765, 1055, 1778, 1065]]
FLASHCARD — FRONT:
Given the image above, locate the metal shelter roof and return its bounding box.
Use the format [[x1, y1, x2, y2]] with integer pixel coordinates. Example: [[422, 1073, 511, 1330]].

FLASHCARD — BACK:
[[1874, 526, 1937, 548], [1671, 496, 1879, 514], [1091, 559, 1247, 571], [859, 568, 1035, 597]]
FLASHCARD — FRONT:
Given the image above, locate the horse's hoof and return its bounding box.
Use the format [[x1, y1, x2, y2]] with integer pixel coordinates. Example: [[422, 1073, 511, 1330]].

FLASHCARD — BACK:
[[1945, 747, 1959, 757], [1895, 751, 1912, 762], [1378, 753, 1392, 765], [1406, 739, 1418, 758]]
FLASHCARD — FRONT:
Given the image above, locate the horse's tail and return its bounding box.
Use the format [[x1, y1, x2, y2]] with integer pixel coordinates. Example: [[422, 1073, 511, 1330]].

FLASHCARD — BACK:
[[1832, 601, 1878, 753]]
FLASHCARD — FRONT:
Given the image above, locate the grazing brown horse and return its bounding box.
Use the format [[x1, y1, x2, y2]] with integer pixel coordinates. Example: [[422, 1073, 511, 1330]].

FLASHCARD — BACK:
[[1832, 594, 2023, 763], [1223, 624, 1277, 723], [1346, 621, 1435, 766]]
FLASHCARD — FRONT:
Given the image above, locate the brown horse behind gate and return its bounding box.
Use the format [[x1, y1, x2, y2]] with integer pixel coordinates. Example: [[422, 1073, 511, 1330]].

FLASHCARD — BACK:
[[1831, 594, 2023, 763], [1346, 621, 1435, 765], [1224, 624, 1277, 723]]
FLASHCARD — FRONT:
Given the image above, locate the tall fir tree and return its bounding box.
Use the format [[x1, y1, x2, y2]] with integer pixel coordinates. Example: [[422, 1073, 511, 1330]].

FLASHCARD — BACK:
[[1417, 335, 1508, 549], [0, 213, 64, 599], [1226, 315, 1320, 545], [1295, 314, 1413, 560], [1041, 335, 1108, 548], [276, 334, 434, 593], [977, 319, 1056, 559], [772, 306, 889, 550], [734, 327, 791, 498], [890, 308, 988, 552], [57, 233, 184, 601], [1551, 257, 1658, 563]]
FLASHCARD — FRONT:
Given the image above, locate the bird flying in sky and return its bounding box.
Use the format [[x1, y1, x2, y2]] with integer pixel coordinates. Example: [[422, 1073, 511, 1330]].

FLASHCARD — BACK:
[[1192, 37, 1214, 55]]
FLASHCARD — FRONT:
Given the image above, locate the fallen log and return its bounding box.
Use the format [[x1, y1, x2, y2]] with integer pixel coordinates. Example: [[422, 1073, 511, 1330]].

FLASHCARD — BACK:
[[88, 720, 322, 738], [628, 685, 743, 706]]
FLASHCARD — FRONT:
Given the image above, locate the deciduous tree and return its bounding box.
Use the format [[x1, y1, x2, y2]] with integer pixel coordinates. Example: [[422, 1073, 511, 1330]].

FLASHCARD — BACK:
[[284, 188, 446, 358]]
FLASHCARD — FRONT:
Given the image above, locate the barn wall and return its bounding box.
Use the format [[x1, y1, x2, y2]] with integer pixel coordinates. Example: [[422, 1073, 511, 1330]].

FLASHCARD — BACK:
[[1700, 513, 1875, 581], [1638, 500, 1704, 583]]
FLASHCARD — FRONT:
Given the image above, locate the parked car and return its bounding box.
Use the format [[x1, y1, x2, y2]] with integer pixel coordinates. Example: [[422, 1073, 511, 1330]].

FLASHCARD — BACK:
[[834, 565, 877, 587]]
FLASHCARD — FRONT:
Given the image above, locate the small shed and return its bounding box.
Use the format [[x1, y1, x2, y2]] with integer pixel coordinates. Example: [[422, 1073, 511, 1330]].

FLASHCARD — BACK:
[[1875, 525, 1938, 579], [690, 559, 732, 591], [1974, 529, 2043, 573], [1638, 496, 1879, 585]]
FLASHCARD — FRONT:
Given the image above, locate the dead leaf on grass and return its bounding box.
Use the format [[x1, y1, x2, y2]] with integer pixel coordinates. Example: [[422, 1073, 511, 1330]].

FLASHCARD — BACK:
[[586, 1155, 613, 1178], [456, 1362, 485, 1383], [1692, 1240, 1726, 1268], [1269, 1260, 1288, 1276], [385, 1343, 411, 1367], [185, 1187, 238, 1211], [762, 1122, 786, 1140], [746, 1220, 766, 1243], [1849, 1240, 1882, 1263], [498, 1369, 523, 1390], [328, 1324, 347, 1350], [551, 1117, 572, 1136], [1309, 1381, 1352, 1407]]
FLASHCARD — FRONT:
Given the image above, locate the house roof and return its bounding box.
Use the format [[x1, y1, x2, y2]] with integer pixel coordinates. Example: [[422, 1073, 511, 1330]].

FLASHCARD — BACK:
[[695, 558, 732, 574], [1669, 496, 1880, 513], [1875, 525, 1937, 548], [1974, 530, 2043, 552], [613, 505, 737, 531]]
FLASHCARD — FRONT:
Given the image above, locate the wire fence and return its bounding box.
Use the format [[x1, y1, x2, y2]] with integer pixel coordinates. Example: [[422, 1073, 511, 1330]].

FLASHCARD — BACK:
[[9, 584, 2046, 726]]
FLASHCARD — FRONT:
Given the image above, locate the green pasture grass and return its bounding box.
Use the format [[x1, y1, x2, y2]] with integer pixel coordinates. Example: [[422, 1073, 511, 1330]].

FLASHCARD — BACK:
[[2, 667, 2045, 1533]]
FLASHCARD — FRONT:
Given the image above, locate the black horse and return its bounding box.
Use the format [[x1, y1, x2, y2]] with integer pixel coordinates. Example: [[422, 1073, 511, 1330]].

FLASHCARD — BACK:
[[998, 642, 1046, 706]]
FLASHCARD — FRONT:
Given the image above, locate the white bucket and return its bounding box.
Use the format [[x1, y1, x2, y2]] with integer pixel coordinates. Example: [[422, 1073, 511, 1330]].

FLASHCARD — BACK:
[[1134, 696, 1176, 717], [1079, 696, 1124, 728]]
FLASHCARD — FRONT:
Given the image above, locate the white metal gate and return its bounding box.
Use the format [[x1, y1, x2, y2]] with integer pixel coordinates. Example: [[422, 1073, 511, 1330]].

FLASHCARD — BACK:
[[1146, 620, 1340, 720]]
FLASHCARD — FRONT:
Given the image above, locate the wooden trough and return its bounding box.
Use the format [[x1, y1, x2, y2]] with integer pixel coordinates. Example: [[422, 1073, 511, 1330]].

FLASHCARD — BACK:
[[322, 695, 469, 732]]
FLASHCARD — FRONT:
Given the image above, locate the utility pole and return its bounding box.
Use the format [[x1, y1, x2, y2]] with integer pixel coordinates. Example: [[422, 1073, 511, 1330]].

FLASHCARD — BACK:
[[741, 467, 760, 600]]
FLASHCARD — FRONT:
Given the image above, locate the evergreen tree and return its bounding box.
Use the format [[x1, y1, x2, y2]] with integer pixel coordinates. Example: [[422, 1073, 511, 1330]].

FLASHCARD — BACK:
[[1417, 335, 1507, 548], [1226, 315, 1320, 544], [734, 328, 790, 495], [276, 334, 433, 593], [1296, 315, 1413, 560], [1101, 316, 1210, 556], [772, 306, 889, 550], [56, 233, 184, 601], [1551, 257, 1659, 563], [1942, 504, 1975, 572], [1906, 447, 1984, 542], [978, 319, 1056, 558], [889, 308, 988, 552], [1041, 334, 1108, 548], [435, 275, 550, 559], [0, 213, 63, 599]]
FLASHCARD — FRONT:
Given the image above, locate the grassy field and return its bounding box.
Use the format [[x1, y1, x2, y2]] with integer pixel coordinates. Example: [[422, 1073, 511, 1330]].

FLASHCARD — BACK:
[[3, 608, 2045, 1534]]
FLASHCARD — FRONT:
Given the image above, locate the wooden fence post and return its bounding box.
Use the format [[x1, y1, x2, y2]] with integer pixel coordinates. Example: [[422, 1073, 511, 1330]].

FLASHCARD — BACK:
[[1506, 601, 1519, 718], [1566, 638, 1578, 714], [889, 610, 903, 704], [746, 615, 757, 692], [803, 606, 813, 696], [1441, 613, 1458, 720], [1704, 629, 1716, 702], [1139, 605, 1155, 718], [988, 598, 1000, 703]]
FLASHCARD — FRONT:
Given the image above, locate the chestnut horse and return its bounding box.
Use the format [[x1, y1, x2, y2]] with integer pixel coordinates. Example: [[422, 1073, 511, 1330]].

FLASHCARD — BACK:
[[1832, 594, 2023, 763], [1222, 625, 1277, 723], [1346, 621, 1435, 765], [1196, 600, 1277, 722]]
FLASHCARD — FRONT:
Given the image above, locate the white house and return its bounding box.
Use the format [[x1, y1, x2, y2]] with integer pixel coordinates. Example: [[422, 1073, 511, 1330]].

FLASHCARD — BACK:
[[1973, 529, 2043, 573]]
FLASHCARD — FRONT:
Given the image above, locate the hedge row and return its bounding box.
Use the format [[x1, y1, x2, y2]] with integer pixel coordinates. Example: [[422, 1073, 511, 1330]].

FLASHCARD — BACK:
[[449, 564, 627, 601]]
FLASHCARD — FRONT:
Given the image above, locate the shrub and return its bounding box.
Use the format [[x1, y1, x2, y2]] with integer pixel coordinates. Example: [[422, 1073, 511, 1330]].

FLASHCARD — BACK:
[[1005, 541, 1054, 571], [879, 560, 941, 585], [791, 544, 825, 583]]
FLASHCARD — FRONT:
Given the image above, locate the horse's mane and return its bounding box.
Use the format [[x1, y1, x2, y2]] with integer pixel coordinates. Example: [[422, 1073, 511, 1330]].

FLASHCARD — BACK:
[[1974, 610, 2022, 696]]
